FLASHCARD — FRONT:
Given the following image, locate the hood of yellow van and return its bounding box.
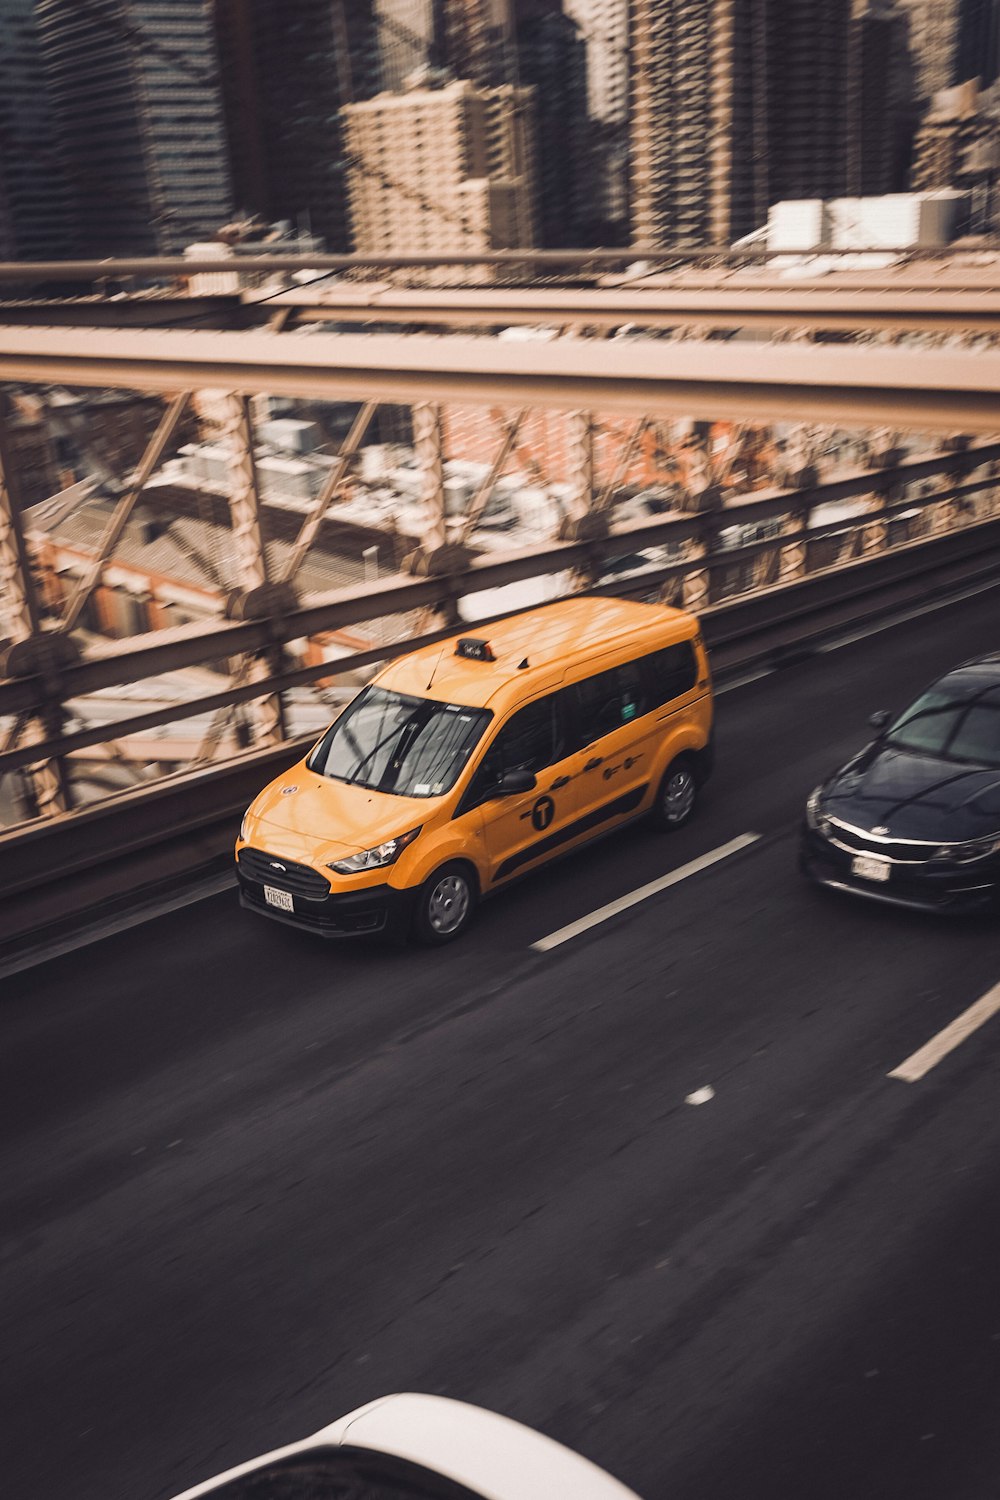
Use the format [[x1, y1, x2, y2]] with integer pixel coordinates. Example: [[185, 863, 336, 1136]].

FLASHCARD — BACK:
[[251, 765, 432, 857]]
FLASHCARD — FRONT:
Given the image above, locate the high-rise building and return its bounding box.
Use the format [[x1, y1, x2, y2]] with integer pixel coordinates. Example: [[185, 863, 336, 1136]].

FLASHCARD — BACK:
[[895, 1, 961, 102], [0, 0, 74, 257], [955, 0, 1000, 86], [213, 1, 379, 251], [564, 0, 631, 239], [343, 76, 536, 260], [849, 1, 918, 197], [513, 1, 590, 245], [630, 0, 915, 248], [375, 0, 443, 91], [35, 0, 234, 256]]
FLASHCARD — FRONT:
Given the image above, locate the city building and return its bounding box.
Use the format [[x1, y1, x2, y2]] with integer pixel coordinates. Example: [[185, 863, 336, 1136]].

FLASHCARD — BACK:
[[564, 0, 630, 238], [955, 0, 1000, 87], [343, 76, 536, 259], [849, 1, 918, 197], [630, 0, 916, 248], [895, 0, 961, 102], [35, 0, 234, 256], [512, 1, 591, 245], [212, 0, 379, 252], [912, 78, 1000, 232], [0, 0, 74, 257]]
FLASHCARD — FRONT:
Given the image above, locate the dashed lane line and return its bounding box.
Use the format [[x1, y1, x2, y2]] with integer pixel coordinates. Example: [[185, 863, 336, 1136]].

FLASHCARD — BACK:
[[531, 832, 761, 953], [888, 980, 1000, 1083]]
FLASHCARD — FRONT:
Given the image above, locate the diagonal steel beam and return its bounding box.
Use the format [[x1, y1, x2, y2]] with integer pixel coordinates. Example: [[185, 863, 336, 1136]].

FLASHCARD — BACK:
[[59, 391, 191, 635], [594, 417, 649, 514], [0, 395, 41, 643], [280, 400, 378, 585], [458, 410, 526, 544]]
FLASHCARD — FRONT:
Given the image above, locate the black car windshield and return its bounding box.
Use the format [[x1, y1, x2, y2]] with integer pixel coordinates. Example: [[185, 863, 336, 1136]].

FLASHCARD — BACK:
[[308, 686, 491, 797], [886, 679, 1000, 767]]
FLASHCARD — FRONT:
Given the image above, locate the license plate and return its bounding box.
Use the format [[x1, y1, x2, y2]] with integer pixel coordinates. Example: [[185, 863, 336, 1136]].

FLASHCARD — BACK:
[[264, 884, 294, 912], [852, 855, 890, 883]]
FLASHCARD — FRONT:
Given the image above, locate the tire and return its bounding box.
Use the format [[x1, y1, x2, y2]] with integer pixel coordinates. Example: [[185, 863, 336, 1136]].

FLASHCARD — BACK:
[[410, 862, 478, 946], [650, 756, 698, 832]]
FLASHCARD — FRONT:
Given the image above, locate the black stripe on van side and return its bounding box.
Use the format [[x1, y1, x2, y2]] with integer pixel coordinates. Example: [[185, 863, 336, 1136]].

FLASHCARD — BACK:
[[494, 784, 649, 882]]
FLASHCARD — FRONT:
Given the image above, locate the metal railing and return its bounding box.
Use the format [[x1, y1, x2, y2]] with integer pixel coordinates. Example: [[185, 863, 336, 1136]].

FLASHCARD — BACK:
[[3, 443, 999, 803]]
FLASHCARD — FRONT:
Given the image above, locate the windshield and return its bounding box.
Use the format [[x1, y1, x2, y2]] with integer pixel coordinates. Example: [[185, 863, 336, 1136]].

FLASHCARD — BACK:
[[308, 686, 491, 797], [885, 679, 1000, 767]]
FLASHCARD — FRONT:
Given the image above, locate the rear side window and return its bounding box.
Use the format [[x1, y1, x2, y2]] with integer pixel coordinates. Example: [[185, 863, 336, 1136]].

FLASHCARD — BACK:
[[569, 661, 649, 749], [644, 640, 699, 707]]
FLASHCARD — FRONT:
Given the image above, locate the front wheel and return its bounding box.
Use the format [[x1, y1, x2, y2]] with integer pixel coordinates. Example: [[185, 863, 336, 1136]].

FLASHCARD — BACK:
[[410, 863, 478, 946], [650, 758, 698, 831]]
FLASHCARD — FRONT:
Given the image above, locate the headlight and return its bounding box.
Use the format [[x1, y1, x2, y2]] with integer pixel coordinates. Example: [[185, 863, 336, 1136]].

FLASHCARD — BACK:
[[806, 786, 830, 834], [329, 826, 421, 875], [239, 809, 251, 842], [933, 834, 1000, 864]]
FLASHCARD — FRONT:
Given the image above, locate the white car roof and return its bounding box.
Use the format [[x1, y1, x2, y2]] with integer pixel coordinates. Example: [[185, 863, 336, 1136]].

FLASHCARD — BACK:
[[170, 1392, 642, 1500]]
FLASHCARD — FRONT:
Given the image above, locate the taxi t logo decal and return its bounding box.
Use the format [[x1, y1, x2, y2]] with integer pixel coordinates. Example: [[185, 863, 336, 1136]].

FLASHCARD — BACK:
[[531, 795, 556, 832]]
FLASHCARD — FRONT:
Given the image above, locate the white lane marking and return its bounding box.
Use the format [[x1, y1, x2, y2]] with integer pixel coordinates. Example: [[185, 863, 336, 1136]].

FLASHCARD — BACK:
[[716, 667, 774, 696], [531, 832, 760, 953], [0, 872, 236, 982], [715, 574, 1000, 693], [816, 575, 1000, 655], [685, 1085, 715, 1105], [888, 980, 1000, 1083]]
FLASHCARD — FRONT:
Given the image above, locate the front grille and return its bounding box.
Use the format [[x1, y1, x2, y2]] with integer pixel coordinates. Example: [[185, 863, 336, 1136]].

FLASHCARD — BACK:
[[826, 819, 935, 865], [238, 846, 331, 899]]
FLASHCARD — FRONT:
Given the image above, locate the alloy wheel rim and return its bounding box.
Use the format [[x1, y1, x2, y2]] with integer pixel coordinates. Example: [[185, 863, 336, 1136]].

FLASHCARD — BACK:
[[428, 874, 470, 933], [664, 768, 695, 823]]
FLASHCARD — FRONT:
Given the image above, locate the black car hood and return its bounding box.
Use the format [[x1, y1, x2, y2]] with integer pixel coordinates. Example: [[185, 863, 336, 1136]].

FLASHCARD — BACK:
[[823, 742, 1000, 841]]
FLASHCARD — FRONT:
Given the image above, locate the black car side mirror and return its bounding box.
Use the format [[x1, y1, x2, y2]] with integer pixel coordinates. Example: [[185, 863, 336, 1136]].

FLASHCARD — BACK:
[[497, 768, 537, 795], [869, 709, 891, 732]]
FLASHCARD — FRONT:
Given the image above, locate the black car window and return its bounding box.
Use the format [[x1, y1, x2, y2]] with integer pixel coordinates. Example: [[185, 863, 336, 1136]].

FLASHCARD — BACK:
[[644, 641, 698, 706], [570, 661, 649, 748], [465, 693, 564, 805], [886, 687, 961, 757], [947, 700, 1000, 767]]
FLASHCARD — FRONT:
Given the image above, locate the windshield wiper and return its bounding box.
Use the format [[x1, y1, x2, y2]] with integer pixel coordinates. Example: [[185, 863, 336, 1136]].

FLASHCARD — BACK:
[[344, 710, 426, 786]]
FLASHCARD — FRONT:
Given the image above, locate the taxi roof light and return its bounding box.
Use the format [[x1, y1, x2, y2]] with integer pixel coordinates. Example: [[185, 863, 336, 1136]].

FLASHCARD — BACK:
[[455, 637, 496, 662]]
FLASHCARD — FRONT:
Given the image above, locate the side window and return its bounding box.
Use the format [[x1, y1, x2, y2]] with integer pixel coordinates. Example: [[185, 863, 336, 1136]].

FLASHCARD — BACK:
[[570, 661, 649, 749], [644, 640, 698, 708], [465, 694, 563, 804]]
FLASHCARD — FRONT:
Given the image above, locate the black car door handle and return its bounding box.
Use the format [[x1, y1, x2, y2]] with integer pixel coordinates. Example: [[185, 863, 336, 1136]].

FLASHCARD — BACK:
[[583, 756, 604, 771], [549, 775, 571, 790]]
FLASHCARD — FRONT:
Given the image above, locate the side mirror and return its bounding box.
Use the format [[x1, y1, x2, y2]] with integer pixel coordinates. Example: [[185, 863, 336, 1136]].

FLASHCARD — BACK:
[[869, 709, 891, 732], [497, 767, 536, 795]]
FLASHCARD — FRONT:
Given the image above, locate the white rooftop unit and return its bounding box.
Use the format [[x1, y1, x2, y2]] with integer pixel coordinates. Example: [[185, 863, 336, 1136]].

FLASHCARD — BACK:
[[260, 418, 321, 454], [759, 190, 969, 265]]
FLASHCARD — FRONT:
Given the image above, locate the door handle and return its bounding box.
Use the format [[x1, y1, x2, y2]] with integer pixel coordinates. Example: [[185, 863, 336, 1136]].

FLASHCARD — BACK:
[[549, 775, 571, 790], [583, 756, 604, 771]]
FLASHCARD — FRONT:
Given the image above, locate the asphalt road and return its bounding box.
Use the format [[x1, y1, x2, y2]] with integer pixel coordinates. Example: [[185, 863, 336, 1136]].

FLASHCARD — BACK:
[[2, 584, 999, 1500]]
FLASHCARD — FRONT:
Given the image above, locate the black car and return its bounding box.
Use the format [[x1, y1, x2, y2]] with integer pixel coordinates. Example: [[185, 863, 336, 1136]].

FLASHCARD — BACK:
[[800, 653, 1000, 913]]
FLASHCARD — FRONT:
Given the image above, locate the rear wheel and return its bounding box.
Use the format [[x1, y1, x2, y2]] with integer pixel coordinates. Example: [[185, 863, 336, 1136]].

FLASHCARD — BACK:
[[650, 757, 698, 831], [410, 863, 478, 946]]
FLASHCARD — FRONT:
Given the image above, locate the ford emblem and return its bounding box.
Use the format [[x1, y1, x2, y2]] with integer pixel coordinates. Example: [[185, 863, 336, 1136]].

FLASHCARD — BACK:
[[280, 785, 298, 796]]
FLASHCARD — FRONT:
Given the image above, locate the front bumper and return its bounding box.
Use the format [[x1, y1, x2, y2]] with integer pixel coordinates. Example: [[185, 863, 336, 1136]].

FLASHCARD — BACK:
[[237, 864, 415, 938], [799, 826, 1000, 915]]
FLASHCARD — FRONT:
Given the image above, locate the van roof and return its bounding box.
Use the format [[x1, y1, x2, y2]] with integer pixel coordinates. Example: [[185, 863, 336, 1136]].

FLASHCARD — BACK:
[[377, 596, 697, 711]]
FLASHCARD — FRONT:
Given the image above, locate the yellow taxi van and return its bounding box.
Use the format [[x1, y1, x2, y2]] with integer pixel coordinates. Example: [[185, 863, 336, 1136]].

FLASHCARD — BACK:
[[236, 595, 714, 945]]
